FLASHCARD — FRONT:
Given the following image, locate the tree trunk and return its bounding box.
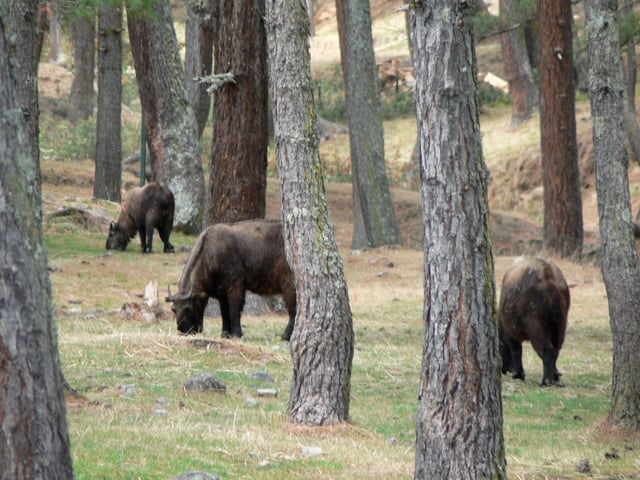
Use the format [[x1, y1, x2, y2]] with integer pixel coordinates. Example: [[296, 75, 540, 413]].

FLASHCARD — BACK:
[[266, 0, 354, 426], [585, 0, 640, 432], [208, 0, 268, 224], [408, 1, 506, 478], [185, 0, 214, 139], [9, 0, 41, 181], [47, 6, 63, 63], [621, 0, 640, 165], [539, 0, 583, 258], [70, 11, 96, 121], [335, 0, 403, 249], [0, 5, 75, 476], [94, 3, 122, 202], [127, 0, 206, 233], [500, 0, 538, 128]]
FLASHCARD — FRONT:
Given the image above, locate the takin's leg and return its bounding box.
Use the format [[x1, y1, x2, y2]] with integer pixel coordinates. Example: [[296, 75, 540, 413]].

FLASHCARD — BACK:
[[223, 289, 245, 338], [138, 226, 148, 253], [499, 326, 513, 375], [219, 298, 233, 338], [506, 338, 525, 381], [158, 225, 174, 253], [281, 290, 297, 341], [530, 335, 561, 386], [144, 220, 155, 253], [540, 341, 560, 387]]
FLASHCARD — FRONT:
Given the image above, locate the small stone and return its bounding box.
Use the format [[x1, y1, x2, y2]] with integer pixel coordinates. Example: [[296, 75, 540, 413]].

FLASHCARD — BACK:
[[301, 446, 323, 458], [184, 373, 226, 393], [256, 388, 278, 397], [119, 384, 138, 395], [576, 459, 591, 473], [244, 396, 258, 408], [250, 371, 275, 382]]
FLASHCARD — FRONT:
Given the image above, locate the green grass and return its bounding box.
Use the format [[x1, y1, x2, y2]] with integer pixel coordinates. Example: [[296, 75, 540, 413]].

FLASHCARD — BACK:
[[49, 238, 640, 479]]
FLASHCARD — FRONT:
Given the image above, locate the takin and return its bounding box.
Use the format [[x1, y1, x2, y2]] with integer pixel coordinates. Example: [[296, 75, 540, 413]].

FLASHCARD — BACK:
[[498, 257, 570, 387], [106, 182, 175, 253], [166, 219, 296, 340]]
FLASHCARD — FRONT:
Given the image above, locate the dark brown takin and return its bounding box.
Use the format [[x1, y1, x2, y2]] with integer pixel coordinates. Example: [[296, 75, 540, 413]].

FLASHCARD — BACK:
[[105, 182, 175, 253], [498, 257, 570, 387], [166, 219, 296, 340]]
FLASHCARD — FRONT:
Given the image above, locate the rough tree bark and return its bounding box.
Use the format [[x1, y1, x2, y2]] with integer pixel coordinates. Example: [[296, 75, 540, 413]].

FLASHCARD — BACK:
[[69, 10, 95, 121], [539, 0, 583, 258], [336, 0, 403, 249], [266, 0, 354, 426], [127, 0, 206, 233], [94, 3, 122, 202], [500, 0, 538, 128], [1, 5, 75, 476], [185, 0, 214, 139], [9, 0, 41, 180], [585, 0, 640, 432], [208, 0, 269, 224], [408, 1, 506, 478]]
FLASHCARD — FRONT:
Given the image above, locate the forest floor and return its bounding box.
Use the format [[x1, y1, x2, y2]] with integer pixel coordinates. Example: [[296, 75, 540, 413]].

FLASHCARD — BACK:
[[31, 1, 640, 478]]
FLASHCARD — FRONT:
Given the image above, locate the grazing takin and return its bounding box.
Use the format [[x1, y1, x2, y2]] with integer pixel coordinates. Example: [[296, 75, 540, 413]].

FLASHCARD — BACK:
[[498, 257, 570, 387], [106, 182, 175, 253], [166, 219, 296, 340]]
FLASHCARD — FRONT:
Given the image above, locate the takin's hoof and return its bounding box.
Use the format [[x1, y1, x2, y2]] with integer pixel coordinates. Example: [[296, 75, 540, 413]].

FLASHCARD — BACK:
[[512, 371, 525, 381]]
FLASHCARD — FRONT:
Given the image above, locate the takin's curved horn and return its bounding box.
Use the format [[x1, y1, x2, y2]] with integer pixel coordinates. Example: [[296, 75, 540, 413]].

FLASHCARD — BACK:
[[165, 285, 177, 303], [179, 285, 193, 301]]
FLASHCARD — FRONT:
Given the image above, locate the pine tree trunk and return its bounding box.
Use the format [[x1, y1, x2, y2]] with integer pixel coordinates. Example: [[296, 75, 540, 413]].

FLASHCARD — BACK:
[[335, 0, 403, 249], [539, 0, 583, 258], [266, 0, 354, 426], [500, 0, 538, 128], [127, 0, 206, 233], [185, 0, 214, 139], [9, 0, 41, 180], [70, 12, 96, 121], [585, 0, 640, 432], [1, 6, 75, 475], [94, 3, 122, 202], [408, 1, 506, 478], [208, 0, 268, 224]]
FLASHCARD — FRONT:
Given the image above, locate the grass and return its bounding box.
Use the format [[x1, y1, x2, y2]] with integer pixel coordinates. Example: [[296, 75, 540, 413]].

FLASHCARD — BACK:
[[48, 206, 640, 479]]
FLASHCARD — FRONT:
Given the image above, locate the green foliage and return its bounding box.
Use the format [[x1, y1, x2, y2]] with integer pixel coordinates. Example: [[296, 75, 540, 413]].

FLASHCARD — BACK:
[[314, 67, 348, 122], [40, 116, 96, 162], [477, 82, 510, 108], [313, 66, 415, 124]]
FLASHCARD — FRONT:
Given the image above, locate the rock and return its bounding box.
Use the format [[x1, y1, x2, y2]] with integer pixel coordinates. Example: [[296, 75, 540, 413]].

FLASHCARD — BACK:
[[173, 472, 221, 480], [119, 384, 138, 395], [249, 371, 275, 382], [244, 396, 258, 408], [184, 373, 226, 393], [256, 388, 278, 397], [301, 446, 323, 458]]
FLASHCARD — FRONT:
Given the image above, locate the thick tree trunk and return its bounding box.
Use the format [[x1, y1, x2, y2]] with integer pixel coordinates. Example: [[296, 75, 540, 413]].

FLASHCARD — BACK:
[[208, 0, 268, 224], [500, 0, 538, 128], [336, 0, 403, 249], [185, 0, 214, 139], [586, 0, 640, 432], [127, 0, 206, 233], [70, 12, 96, 121], [408, 1, 506, 478], [266, 0, 354, 426], [9, 0, 41, 181], [94, 3, 122, 202], [0, 6, 75, 476], [539, 0, 583, 258]]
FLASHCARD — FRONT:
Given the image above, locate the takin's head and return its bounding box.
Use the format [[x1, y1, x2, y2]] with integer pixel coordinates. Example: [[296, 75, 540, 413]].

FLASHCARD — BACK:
[[166, 287, 206, 334], [105, 221, 131, 251]]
